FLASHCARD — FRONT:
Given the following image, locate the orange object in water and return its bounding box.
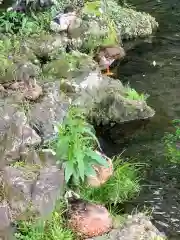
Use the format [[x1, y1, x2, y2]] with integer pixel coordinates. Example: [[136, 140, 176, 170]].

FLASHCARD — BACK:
[[103, 65, 114, 76]]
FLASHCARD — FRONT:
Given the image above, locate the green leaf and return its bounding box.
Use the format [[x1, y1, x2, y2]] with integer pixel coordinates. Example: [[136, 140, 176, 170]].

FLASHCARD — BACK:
[[84, 163, 97, 177], [85, 149, 109, 167], [77, 157, 85, 181], [82, 126, 101, 149], [64, 161, 74, 183]]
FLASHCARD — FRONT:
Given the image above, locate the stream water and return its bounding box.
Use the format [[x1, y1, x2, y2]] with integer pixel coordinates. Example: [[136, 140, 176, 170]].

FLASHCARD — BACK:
[[100, 0, 180, 239]]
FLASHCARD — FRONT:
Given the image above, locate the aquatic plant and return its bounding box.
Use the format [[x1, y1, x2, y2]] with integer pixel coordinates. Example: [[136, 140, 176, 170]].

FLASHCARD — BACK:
[[15, 203, 74, 240], [79, 157, 140, 206], [53, 107, 108, 185], [164, 119, 180, 163], [125, 86, 149, 101]]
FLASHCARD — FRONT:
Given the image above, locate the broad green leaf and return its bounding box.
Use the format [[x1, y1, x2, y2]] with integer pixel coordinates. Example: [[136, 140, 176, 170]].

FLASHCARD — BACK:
[[84, 163, 97, 177], [64, 161, 74, 183], [86, 149, 109, 167]]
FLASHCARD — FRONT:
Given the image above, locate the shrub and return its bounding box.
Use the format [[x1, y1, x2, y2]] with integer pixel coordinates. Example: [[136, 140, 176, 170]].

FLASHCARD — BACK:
[[53, 107, 108, 185], [164, 119, 180, 163], [79, 158, 140, 205]]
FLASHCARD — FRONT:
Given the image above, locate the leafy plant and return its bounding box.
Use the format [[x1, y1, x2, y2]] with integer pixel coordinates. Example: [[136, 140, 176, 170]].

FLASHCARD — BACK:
[[125, 86, 149, 101], [53, 107, 108, 185], [15, 203, 74, 240], [79, 157, 140, 205], [164, 119, 180, 163]]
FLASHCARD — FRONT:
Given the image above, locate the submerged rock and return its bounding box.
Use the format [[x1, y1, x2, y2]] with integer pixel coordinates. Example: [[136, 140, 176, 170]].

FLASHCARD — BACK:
[[87, 213, 165, 240], [68, 199, 113, 237]]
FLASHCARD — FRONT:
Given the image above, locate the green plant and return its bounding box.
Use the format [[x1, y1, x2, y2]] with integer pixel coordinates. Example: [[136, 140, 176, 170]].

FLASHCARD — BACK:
[[53, 107, 108, 185], [164, 119, 180, 163], [15, 203, 74, 240], [79, 157, 140, 205], [125, 86, 149, 101]]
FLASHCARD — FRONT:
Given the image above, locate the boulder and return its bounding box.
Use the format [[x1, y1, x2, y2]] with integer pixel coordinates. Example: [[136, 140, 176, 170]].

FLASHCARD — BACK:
[[86, 213, 166, 240], [31, 166, 65, 217], [29, 81, 69, 141], [68, 199, 113, 237], [61, 70, 155, 125], [0, 104, 41, 165]]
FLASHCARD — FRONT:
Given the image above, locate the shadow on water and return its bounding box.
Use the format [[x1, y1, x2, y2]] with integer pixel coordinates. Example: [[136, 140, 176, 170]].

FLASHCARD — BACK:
[[98, 0, 180, 239]]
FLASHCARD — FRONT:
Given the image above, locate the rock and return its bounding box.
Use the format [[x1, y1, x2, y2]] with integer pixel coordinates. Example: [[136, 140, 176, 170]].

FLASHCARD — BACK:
[[87, 152, 113, 187], [0, 202, 11, 230], [0, 105, 41, 165], [26, 34, 68, 60], [65, 70, 155, 125], [43, 51, 98, 79], [29, 81, 69, 140], [2, 166, 37, 220], [86, 213, 166, 240], [106, 0, 158, 40], [50, 11, 82, 33], [31, 166, 65, 217], [68, 199, 113, 237], [7, 81, 43, 101]]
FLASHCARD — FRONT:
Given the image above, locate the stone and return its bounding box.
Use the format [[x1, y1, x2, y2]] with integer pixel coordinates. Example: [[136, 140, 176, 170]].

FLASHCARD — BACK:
[[86, 152, 113, 187], [31, 166, 65, 217], [68, 200, 113, 237], [2, 166, 37, 220], [86, 213, 166, 240], [66, 70, 155, 125], [29, 81, 69, 141], [0, 105, 41, 165], [0, 202, 11, 230]]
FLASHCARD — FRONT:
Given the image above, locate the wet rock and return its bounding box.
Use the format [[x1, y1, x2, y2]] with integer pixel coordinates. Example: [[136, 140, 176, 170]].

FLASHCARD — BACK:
[[2, 166, 37, 220], [66, 70, 155, 125], [0, 105, 41, 164], [87, 213, 165, 240], [87, 153, 113, 187], [31, 166, 64, 217], [68, 199, 112, 237], [29, 81, 69, 140]]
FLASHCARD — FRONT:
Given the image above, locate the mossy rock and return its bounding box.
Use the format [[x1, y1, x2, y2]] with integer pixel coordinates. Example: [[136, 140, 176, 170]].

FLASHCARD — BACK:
[[106, 0, 158, 39]]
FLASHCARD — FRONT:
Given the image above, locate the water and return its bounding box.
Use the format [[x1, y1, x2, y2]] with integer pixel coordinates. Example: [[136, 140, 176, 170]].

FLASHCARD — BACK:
[[101, 0, 180, 238]]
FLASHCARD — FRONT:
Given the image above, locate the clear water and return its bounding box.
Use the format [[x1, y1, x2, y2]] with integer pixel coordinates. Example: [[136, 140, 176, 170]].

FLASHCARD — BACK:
[[105, 0, 180, 238]]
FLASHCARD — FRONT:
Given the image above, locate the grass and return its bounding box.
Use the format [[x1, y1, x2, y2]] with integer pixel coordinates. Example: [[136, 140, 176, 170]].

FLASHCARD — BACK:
[[164, 119, 180, 163], [79, 156, 141, 206], [125, 85, 149, 101], [14, 202, 74, 240]]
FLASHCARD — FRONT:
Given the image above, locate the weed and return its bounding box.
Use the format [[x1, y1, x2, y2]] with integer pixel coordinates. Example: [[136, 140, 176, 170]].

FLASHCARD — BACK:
[[164, 119, 180, 163], [125, 85, 149, 101], [15, 202, 74, 240], [52, 107, 108, 185], [79, 157, 140, 205]]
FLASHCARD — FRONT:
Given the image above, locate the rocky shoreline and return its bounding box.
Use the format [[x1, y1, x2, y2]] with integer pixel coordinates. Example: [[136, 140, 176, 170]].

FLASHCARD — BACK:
[[0, 0, 165, 239]]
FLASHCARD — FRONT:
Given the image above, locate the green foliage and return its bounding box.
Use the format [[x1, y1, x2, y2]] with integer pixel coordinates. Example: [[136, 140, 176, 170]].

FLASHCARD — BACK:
[[15, 203, 74, 240], [125, 86, 149, 101], [0, 10, 52, 36], [83, 1, 102, 16], [164, 119, 180, 163], [53, 107, 108, 185], [79, 158, 140, 205]]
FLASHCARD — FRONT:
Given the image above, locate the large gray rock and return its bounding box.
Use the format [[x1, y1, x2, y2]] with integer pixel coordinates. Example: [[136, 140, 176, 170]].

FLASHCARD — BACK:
[[29, 81, 69, 140], [0, 104, 41, 165], [61, 70, 155, 125], [32, 166, 64, 217], [87, 213, 166, 240]]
